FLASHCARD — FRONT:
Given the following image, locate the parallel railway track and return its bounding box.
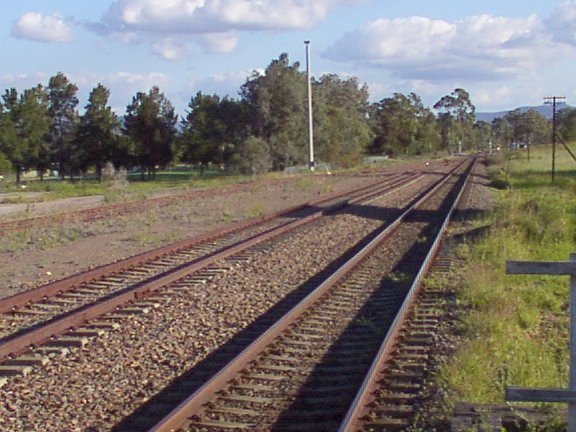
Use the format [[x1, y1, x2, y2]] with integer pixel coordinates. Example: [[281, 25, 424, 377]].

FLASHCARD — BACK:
[[0, 157, 473, 431], [0, 170, 428, 362], [132, 158, 474, 431]]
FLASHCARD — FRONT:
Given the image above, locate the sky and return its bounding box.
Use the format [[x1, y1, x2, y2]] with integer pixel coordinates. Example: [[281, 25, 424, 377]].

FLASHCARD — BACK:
[[1, 1, 575, 116]]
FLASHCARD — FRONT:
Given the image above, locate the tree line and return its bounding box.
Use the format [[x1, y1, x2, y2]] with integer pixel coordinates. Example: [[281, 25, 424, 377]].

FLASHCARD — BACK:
[[0, 53, 564, 184]]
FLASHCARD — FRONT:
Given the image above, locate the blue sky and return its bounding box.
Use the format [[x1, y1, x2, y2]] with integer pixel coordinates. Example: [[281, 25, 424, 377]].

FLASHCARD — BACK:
[[1, 1, 574, 116]]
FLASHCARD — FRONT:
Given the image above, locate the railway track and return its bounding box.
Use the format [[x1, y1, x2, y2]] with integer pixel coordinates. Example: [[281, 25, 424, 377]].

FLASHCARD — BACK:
[[118, 158, 475, 431], [0, 169, 432, 365], [0, 158, 472, 431]]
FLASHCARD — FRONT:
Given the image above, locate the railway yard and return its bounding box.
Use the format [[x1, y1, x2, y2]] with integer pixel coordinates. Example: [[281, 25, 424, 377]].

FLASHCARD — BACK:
[[0, 158, 497, 431]]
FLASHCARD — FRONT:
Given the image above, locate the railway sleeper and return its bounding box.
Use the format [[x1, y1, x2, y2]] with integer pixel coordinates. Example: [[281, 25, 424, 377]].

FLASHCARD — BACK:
[[43, 297, 79, 306], [0, 364, 33, 377], [361, 415, 410, 431], [32, 346, 70, 358], [371, 403, 414, 418], [12, 308, 49, 316], [271, 419, 343, 432], [2, 354, 50, 367], [66, 328, 106, 338], [297, 382, 358, 396], [209, 405, 261, 417], [186, 417, 257, 430], [45, 335, 89, 348], [252, 363, 298, 374], [374, 391, 416, 404], [380, 379, 421, 394]]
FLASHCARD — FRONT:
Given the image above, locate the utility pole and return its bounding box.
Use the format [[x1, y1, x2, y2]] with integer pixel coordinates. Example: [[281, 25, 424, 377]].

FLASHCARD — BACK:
[[544, 96, 566, 183], [305, 41, 315, 171]]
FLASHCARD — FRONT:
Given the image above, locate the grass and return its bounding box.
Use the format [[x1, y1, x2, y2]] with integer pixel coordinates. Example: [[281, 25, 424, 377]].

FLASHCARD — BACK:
[[437, 144, 575, 427]]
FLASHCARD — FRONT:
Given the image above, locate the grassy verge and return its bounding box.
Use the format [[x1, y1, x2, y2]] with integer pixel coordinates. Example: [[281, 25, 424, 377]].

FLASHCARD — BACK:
[[438, 145, 575, 427]]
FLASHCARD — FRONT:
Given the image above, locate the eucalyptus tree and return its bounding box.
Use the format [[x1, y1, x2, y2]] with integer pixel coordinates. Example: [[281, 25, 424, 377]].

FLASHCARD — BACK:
[[240, 53, 308, 170], [369, 92, 440, 157], [47, 72, 79, 179], [313, 74, 372, 167], [124, 86, 177, 178], [504, 109, 550, 148], [434, 88, 475, 153], [491, 117, 513, 150], [472, 120, 493, 152], [75, 84, 122, 181], [556, 107, 576, 142]]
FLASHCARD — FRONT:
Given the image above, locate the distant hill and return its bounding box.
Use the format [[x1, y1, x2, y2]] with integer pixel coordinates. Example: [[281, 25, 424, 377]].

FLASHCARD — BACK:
[[476, 104, 573, 123]]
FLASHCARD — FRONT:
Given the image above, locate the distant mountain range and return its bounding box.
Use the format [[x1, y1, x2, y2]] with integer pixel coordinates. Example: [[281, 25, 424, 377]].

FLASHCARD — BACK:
[[475, 104, 573, 123]]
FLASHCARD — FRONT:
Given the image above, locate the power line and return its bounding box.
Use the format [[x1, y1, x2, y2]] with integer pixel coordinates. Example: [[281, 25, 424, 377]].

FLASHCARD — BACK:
[[544, 96, 566, 183]]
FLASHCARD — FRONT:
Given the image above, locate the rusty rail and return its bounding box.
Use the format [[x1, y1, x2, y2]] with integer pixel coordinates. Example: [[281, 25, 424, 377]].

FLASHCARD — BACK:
[[0, 172, 421, 361], [147, 158, 472, 432], [338, 156, 476, 431]]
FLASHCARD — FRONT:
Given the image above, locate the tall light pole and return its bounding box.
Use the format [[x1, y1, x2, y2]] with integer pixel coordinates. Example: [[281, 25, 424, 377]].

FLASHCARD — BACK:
[[305, 40, 315, 171]]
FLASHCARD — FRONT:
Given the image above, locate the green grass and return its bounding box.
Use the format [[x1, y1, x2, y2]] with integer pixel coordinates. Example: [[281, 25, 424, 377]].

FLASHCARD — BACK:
[[437, 144, 575, 425]]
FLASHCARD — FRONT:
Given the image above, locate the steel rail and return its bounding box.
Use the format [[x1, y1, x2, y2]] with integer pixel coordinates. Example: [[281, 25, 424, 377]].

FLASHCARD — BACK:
[[0, 171, 404, 234], [147, 157, 471, 432], [0, 172, 423, 361], [0, 172, 411, 314], [338, 156, 476, 432]]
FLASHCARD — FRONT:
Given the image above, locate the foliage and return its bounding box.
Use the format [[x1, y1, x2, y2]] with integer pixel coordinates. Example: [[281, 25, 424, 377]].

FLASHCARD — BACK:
[[557, 107, 576, 142], [438, 145, 574, 427], [0, 86, 51, 183], [124, 86, 177, 178], [241, 53, 307, 170], [75, 84, 123, 181], [233, 135, 272, 175], [0, 54, 501, 183], [504, 109, 550, 147], [433, 88, 476, 153], [47, 72, 79, 179], [178, 92, 245, 172], [314, 74, 373, 167], [368, 92, 440, 157]]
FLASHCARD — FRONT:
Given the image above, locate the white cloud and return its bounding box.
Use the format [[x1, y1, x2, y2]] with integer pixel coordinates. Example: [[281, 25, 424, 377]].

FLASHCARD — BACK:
[[200, 32, 239, 54], [100, 0, 345, 33], [546, 0, 576, 46], [90, 0, 353, 57], [191, 69, 260, 98], [324, 14, 562, 82], [12, 12, 74, 43], [151, 38, 189, 60]]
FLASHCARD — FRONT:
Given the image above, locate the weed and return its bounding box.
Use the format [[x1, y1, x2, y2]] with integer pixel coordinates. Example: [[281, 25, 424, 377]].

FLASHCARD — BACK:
[[437, 144, 575, 410], [245, 203, 265, 218]]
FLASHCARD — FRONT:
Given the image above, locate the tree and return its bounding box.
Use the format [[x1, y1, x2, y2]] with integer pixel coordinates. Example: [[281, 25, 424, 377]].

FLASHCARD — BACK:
[[241, 53, 307, 170], [124, 86, 177, 178], [434, 88, 475, 153], [19, 85, 51, 180], [557, 107, 576, 142], [75, 84, 122, 181], [179, 92, 246, 173], [47, 72, 79, 179], [0, 86, 50, 183], [472, 120, 492, 153], [491, 117, 513, 151], [504, 109, 550, 149], [0, 90, 20, 181], [369, 92, 439, 157], [314, 74, 372, 166], [233, 135, 271, 175]]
